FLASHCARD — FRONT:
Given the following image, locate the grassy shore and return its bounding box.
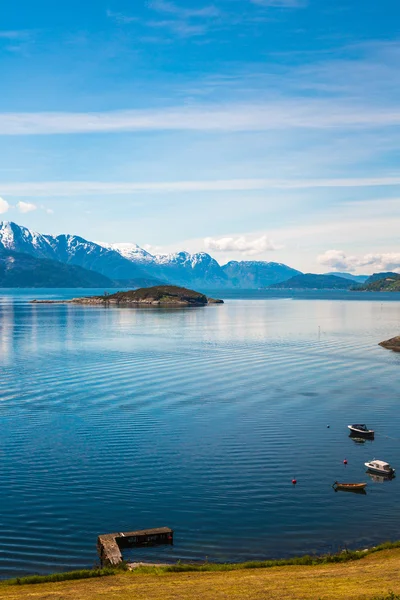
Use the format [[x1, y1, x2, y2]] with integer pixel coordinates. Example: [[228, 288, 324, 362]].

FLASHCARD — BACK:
[[2, 544, 400, 599]]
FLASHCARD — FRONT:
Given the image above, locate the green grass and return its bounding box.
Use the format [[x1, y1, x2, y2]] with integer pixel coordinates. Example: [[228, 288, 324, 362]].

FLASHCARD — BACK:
[[1, 565, 127, 586], [3, 541, 400, 587], [133, 540, 400, 574]]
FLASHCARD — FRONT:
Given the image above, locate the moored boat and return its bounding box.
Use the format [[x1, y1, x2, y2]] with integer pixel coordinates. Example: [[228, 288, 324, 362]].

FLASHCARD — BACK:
[[365, 460, 395, 476], [348, 424, 374, 438], [332, 481, 367, 493]]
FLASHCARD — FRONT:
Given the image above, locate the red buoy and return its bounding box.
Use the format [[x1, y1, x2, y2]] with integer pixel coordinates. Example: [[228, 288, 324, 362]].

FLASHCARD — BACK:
[[343, 459, 348, 465], [292, 479, 297, 485]]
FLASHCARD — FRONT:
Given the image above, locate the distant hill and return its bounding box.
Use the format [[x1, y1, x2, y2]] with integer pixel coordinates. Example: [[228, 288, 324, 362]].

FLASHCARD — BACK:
[[222, 261, 301, 288], [357, 273, 400, 292], [0, 248, 114, 288], [326, 272, 368, 283], [269, 273, 355, 290]]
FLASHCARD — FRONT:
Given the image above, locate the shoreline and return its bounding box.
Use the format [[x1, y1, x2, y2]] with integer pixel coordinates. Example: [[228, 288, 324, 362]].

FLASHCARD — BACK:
[[2, 539, 400, 586]]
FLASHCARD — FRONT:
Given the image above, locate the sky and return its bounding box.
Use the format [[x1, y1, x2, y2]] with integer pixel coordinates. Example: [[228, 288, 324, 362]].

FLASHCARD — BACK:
[[0, 0, 399, 273]]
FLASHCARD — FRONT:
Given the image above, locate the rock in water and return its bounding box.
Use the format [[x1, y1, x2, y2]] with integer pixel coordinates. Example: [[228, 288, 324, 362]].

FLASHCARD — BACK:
[[32, 285, 224, 307], [379, 336, 400, 352]]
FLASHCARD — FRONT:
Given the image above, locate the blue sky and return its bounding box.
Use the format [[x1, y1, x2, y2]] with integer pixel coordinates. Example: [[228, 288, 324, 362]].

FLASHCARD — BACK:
[[0, 0, 399, 272]]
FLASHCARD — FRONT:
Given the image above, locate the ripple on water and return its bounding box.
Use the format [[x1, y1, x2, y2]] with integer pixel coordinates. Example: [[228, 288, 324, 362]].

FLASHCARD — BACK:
[[0, 295, 400, 577]]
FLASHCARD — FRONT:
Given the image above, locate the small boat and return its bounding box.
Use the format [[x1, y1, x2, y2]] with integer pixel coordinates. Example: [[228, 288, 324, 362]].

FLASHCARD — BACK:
[[348, 424, 374, 438], [332, 481, 367, 493], [365, 460, 395, 476]]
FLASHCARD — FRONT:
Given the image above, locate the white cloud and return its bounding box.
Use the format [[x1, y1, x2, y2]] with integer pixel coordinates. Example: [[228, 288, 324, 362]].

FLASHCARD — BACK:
[[204, 234, 280, 256], [17, 201, 37, 213], [318, 249, 400, 273], [1, 176, 399, 197], [0, 100, 399, 135], [0, 196, 9, 214]]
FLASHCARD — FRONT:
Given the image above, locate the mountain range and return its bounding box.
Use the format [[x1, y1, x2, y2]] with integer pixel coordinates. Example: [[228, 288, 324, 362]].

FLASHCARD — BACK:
[[0, 221, 302, 289], [0, 221, 391, 290]]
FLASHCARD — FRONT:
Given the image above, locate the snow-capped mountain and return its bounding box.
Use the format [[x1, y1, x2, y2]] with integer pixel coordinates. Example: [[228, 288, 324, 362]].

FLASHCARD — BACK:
[[0, 221, 302, 289], [98, 242, 154, 264], [0, 221, 55, 258], [96, 243, 229, 287], [0, 222, 149, 281], [151, 251, 228, 287]]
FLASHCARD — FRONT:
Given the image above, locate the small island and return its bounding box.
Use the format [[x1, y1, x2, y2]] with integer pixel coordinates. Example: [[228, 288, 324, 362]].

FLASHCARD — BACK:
[[31, 285, 224, 307], [379, 336, 400, 352]]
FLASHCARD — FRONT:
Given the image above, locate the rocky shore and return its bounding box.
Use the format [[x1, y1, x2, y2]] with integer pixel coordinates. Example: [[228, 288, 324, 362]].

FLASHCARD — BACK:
[[379, 336, 400, 352], [31, 285, 224, 307]]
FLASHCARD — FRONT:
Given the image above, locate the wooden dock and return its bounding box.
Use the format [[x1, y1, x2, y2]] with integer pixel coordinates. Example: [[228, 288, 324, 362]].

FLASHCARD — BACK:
[[97, 527, 173, 567]]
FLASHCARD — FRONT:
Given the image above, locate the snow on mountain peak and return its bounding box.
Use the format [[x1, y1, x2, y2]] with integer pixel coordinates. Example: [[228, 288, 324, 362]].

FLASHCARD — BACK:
[[96, 241, 154, 263], [0, 221, 54, 255]]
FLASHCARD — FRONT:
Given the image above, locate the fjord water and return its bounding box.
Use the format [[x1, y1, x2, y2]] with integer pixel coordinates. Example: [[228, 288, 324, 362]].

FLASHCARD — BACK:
[[1, 290, 400, 578]]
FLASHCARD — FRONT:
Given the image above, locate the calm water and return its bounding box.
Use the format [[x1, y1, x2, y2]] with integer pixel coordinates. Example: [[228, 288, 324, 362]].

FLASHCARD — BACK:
[[1, 289, 400, 578]]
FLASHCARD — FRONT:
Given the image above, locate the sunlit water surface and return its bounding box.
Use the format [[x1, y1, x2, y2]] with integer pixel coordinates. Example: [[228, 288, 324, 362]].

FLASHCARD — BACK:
[[1, 288, 400, 577]]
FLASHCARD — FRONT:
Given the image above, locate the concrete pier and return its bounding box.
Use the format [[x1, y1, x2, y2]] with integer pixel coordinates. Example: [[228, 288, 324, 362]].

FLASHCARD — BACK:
[[98, 527, 174, 566]]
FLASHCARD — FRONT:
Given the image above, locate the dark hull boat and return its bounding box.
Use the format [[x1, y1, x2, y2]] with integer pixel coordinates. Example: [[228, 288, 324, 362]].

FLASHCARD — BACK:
[[348, 424, 374, 439]]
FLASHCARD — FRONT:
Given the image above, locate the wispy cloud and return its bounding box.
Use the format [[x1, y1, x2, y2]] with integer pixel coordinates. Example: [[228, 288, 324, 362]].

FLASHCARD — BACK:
[[1, 99, 400, 135], [250, 0, 306, 7], [106, 1, 221, 38], [146, 1, 221, 37], [0, 30, 28, 39], [149, 1, 220, 18], [205, 234, 280, 255], [0, 177, 399, 196], [318, 249, 400, 273], [0, 29, 35, 54], [146, 19, 208, 37], [106, 10, 138, 24]]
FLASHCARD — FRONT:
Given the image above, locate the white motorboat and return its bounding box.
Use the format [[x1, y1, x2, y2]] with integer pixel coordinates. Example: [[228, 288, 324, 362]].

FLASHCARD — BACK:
[[364, 460, 395, 476]]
